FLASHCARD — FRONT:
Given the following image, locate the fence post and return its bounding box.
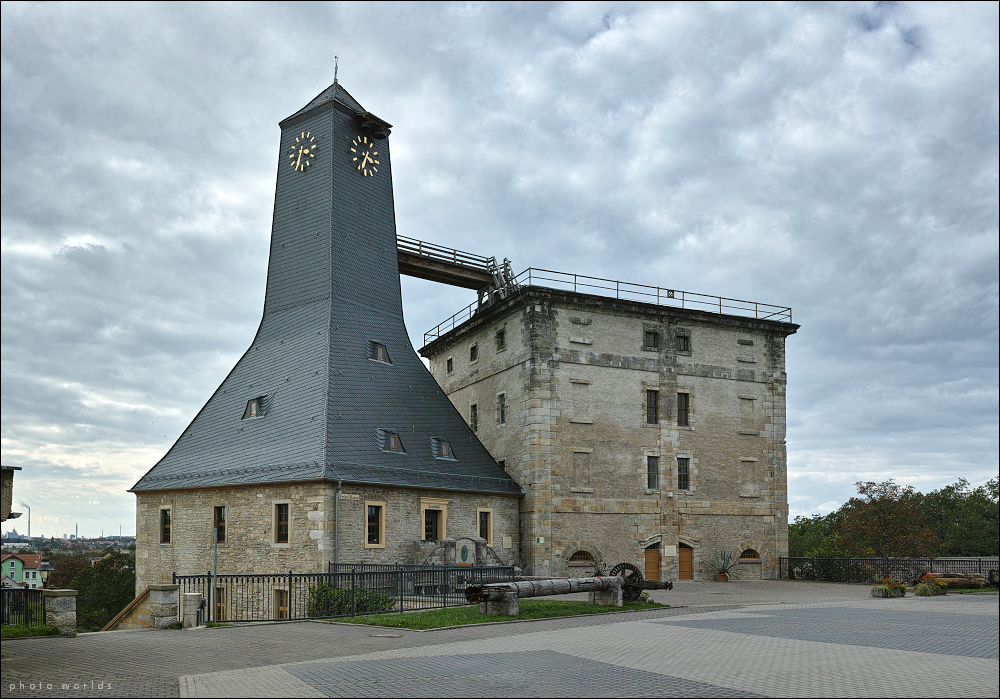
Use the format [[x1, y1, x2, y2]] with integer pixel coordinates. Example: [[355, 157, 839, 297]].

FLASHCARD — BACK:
[[288, 570, 293, 621], [208, 569, 214, 623], [351, 570, 356, 617]]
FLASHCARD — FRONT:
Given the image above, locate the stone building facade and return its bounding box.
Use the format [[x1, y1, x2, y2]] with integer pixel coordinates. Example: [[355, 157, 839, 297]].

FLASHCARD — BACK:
[[421, 285, 798, 581]]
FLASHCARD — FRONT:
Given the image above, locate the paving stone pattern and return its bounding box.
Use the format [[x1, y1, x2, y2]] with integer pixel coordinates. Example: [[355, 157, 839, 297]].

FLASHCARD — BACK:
[[656, 606, 1000, 659], [288, 651, 767, 698]]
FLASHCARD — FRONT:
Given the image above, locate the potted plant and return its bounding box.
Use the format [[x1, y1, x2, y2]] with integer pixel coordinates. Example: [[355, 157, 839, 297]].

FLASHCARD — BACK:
[[871, 576, 906, 598], [708, 550, 740, 582], [914, 573, 947, 596]]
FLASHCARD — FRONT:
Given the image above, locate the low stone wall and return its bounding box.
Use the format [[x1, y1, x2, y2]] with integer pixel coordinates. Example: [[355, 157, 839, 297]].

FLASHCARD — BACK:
[[43, 590, 77, 637]]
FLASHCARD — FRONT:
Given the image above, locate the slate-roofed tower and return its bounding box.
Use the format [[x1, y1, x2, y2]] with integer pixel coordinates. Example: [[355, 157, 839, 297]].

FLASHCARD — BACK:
[[131, 83, 520, 497]]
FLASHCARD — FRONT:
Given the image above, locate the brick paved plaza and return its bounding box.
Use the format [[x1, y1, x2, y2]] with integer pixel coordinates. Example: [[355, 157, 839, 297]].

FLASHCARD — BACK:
[[2, 582, 997, 698]]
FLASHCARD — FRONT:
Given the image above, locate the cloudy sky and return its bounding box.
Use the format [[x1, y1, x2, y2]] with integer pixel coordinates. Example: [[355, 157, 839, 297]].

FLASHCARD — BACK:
[[2, 2, 997, 539]]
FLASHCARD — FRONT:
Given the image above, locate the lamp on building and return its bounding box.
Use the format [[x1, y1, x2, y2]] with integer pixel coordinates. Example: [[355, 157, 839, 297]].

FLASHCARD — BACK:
[[37, 557, 54, 589]]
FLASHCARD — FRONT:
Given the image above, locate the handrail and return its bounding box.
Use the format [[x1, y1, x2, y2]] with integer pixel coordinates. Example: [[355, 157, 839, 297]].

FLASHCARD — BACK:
[[397, 235, 492, 270], [424, 267, 793, 344]]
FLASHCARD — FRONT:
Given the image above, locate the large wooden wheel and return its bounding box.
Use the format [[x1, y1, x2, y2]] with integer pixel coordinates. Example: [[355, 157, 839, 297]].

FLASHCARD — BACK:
[[609, 562, 645, 602]]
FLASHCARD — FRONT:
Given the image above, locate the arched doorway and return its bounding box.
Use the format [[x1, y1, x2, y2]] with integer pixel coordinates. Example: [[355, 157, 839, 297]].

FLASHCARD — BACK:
[[644, 544, 660, 581], [678, 543, 694, 580]]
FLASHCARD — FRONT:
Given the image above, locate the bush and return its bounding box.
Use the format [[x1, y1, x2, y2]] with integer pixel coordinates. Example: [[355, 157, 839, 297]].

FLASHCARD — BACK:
[[1, 624, 61, 639], [307, 583, 396, 617], [915, 583, 934, 596]]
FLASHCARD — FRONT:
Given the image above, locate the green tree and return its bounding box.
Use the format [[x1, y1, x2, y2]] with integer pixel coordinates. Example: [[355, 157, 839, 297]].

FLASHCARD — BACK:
[[916, 478, 999, 556], [67, 549, 136, 632], [837, 480, 939, 558]]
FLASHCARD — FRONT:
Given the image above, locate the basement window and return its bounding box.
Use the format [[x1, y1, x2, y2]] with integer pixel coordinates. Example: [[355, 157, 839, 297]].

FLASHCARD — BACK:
[[370, 342, 391, 364], [569, 550, 595, 567]]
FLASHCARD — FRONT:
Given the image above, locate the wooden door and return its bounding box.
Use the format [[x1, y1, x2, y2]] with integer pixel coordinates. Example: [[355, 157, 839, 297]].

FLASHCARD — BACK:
[[644, 546, 661, 581], [678, 544, 694, 580]]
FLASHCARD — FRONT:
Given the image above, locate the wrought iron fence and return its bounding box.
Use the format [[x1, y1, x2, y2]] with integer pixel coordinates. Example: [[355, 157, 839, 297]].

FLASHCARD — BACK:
[[173, 564, 514, 623], [780, 557, 1000, 584], [1, 588, 46, 627], [423, 267, 793, 343]]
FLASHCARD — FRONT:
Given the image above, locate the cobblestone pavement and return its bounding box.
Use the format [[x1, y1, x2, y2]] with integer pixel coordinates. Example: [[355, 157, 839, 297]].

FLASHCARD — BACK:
[[2, 582, 996, 698]]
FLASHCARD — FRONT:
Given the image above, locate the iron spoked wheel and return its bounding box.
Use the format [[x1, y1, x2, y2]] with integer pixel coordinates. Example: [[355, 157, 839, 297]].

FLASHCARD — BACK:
[[609, 562, 645, 602]]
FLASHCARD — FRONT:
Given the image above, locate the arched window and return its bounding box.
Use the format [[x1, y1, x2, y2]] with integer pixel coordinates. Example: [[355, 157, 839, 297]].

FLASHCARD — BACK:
[[568, 550, 595, 567], [739, 549, 761, 561]]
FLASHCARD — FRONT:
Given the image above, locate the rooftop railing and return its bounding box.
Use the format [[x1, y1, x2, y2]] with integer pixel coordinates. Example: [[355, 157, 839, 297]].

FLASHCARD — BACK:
[[423, 267, 793, 344]]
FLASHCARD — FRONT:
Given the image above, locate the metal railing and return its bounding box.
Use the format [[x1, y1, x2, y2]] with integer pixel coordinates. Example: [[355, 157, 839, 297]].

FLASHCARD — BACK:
[[1, 588, 46, 627], [174, 564, 514, 623], [397, 235, 493, 272], [424, 267, 793, 343], [779, 557, 1000, 584]]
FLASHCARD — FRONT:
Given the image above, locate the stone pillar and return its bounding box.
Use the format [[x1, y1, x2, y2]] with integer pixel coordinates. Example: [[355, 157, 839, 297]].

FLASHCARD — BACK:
[[148, 583, 179, 629], [472, 537, 488, 565], [441, 539, 457, 566], [480, 591, 519, 616], [180, 592, 203, 629], [43, 589, 78, 637], [589, 580, 623, 607]]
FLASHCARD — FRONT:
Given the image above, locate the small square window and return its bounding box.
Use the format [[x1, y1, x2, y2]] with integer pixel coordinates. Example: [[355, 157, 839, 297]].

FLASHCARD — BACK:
[[644, 330, 659, 349], [470, 404, 478, 432], [496, 328, 507, 351], [275, 503, 289, 544], [470, 343, 479, 362], [676, 335, 691, 353], [446, 357, 454, 374], [370, 342, 391, 364]]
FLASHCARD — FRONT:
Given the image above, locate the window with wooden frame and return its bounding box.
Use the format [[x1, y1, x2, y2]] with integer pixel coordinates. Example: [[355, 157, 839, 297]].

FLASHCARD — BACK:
[[244, 397, 263, 419], [495, 328, 507, 351], [677, 392, 690, 427], [214, 506, 226, 543], [470, 404, 478, 432], [160, 508, 171, 544], [477, 508, 493, 547], [676, 334, 691, 352], [380, 430, 405, 453], [431, 437, 456, 460], [647, 456, 659, 490], [646, 390, 659, 424], [643, 330, 659, 349], [469, 343, 479, 362], [274, 589, 289, 620], [274, 503, 289, 544], [568, 550, 595, 567], [677, 458, 690, 491], [365, 502, 385, 548], [496, 392, 507, 426], [370, 341, 391, 364]]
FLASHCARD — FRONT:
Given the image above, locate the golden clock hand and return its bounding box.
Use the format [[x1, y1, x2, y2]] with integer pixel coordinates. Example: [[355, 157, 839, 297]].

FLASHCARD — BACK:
[[296, 149, 303, 170]]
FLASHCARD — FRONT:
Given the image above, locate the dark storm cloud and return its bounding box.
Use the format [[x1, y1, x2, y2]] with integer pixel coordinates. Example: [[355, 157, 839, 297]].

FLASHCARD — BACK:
[[2, 1, 996, 535]]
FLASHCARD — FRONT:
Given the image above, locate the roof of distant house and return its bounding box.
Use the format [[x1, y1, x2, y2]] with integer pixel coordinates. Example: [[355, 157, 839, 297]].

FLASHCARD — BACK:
[[1, 553, 42, 569]]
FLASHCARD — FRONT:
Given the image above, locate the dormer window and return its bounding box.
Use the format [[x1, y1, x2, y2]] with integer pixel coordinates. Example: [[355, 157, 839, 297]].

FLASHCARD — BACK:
[[379, 429, 405, 453], [242, 394, 272, 420], [370, 342, 391, 364], [432, 437, 456, 460]]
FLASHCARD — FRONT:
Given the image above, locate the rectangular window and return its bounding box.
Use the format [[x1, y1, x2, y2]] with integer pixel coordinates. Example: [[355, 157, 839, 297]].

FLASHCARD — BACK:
[[366, 503, 384, 547], [446, 357, 454, 374], [644, 330, 659, 349], [441, 441, 451, 458], [677, 393, 690, 427], [496, 328, 507, 351], [470, 404, 478, 432], [470, 343, 478, 362], [275, 503, 289, 544], [160, 508, 171, 544], [275, 589, 289, 620], [677, 458, 690, 491], [214, 506, 226, 544], [478, 509, 493, 547], [424, 509, 440, 541], [676, 335, 691, 352], [646, 390, 659, 424], [647, 456, 659, 489], [497, 393, 506, 426]]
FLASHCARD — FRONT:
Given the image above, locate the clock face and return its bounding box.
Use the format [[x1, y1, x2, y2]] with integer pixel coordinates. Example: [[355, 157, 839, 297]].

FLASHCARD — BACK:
[[287, 131, 317, 171], [351, 135, 380, 177]]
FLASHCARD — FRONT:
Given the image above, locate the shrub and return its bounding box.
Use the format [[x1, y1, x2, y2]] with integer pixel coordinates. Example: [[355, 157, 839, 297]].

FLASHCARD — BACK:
[[915, 583, 934, 596], [307, 583, 396, 617]]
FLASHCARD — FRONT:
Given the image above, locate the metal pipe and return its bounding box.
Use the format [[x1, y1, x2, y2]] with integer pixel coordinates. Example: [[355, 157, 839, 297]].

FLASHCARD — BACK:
[[334, 480, 342, 567]]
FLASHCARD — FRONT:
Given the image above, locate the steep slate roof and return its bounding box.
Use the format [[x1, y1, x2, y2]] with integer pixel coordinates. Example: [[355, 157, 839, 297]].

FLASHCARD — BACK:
[[131, 83, 521, 497]]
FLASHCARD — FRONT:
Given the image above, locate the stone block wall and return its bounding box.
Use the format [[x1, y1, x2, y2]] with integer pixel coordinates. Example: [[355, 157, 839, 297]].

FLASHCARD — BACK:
[[423, 287, 796, 581]]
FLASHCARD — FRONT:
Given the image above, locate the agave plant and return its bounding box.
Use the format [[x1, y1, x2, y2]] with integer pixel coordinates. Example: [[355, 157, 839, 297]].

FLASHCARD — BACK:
[[708, 550, 741, 579]]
